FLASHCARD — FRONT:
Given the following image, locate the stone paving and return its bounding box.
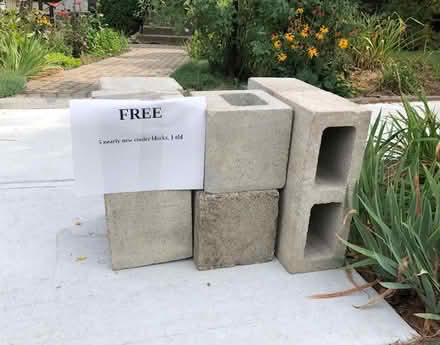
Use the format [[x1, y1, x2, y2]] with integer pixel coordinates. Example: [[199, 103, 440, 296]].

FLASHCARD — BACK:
[[22, 44, 187, 98]]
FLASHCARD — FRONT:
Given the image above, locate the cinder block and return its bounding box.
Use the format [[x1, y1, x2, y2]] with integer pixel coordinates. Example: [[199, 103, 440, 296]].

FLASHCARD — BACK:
[[194, 190, 279, 270], [91, 89, 183, 100], [191, 90, 292, 193], [105, 191, 192, 270], [99, 77, 183, 92], [98, 88, 188, 270], [249, 78, 371, 274]]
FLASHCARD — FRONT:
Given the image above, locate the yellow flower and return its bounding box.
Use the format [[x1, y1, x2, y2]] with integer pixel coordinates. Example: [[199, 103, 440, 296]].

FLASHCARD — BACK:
[[284, 32, 295, 42], [300, 24, 310, 38], [315, 32, 325, 41], [291, 43, 301, 49], [320, 26, 329, 34], [272, 33, 279, 41], [278, 53, 287, 62], [338, 38, 349, 49], [307, 47, 318, 58], [296, 8, 304, 14], [300, 30, 309, 38], [273, 40, 282, 49]]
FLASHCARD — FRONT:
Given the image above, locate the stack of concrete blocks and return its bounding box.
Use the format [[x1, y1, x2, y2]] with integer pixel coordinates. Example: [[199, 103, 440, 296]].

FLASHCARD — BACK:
[[92, 77, 193, 270], [191, 90, 293, 270], [248, 78, 371, 273]]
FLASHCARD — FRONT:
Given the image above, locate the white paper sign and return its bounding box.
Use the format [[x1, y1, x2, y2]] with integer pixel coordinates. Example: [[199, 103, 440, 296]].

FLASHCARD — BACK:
[[70, 97, 206, 195]]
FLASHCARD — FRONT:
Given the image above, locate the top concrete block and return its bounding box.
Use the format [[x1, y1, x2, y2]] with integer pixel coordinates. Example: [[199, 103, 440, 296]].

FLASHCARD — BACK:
[[91, 89, 183, 100], [248, 77, 318, 93], [191, 90, 292, 193], [99, 77, 183, 92], [249, 78, 364, 113]]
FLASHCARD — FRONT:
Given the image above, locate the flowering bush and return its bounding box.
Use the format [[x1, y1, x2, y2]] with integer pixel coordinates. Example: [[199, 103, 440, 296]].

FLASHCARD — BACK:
[[186, 0, 357, 96]]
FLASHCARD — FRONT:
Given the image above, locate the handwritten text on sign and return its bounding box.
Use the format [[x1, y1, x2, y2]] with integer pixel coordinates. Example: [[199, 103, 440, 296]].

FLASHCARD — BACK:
[[70, 97, 206, 195]]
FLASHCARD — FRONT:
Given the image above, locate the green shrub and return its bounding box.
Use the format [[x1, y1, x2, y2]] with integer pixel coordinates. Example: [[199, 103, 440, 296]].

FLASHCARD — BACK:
[[88, 28, 128, 57], [48, 37, 72, 56], [348, 96, 440, 324], [184, 31, 208, 60], [0, 32, 48, 76], [350, 14, 424, 70], [185, 0, 357, 96], [0, 71, 26, 98], [45, 53, 81, 69], [99, 0, 142, 35], [171, 60, 239, 91], [380, 60, 423, 94]]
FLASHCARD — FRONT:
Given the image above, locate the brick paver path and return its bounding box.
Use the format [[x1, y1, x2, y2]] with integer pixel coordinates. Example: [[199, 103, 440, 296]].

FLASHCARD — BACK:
[[23, 45, 187, 98]]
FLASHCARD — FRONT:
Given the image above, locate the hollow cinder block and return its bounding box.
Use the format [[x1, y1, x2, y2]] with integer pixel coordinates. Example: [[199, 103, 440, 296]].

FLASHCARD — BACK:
[[191, 90, 292, 193], [249, 77, 371, 274], [194, 190, 279, 270], [99, 77, 183, 93], [105, 191, 192, 270]]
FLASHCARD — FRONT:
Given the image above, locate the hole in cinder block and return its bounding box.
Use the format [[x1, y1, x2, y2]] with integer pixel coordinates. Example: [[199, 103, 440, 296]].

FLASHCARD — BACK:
[[221, 93, 268, 106], [304, 203, 342, 259], [315, 126, 356, 185]]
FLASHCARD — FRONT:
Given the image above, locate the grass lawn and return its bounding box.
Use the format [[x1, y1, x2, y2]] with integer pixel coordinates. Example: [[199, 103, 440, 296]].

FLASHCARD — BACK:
[[171, 60, 242, 92]]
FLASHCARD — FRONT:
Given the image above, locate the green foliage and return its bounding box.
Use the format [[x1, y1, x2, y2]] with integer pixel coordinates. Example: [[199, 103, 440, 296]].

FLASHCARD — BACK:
[[99, 0, 143, 35], [0, 32, 48, 76], [184, 31, 207, 60], [350, 96, 440, 320], [171, 60, 239, 91], [45, 52, 81, 69], [88, 28, 128, 57], [0, 71, 26, 98], [185, 0, 357, 96], [350, 14, 425, 70], [48, 37, 72, 56], [145, 0, 187, 31], [380, 60, 423, 94], [0, 8, 53, 39]]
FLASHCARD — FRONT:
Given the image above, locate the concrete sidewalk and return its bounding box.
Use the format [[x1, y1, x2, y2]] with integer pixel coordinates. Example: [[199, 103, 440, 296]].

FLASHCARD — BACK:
[[0, 106, 419, 345]]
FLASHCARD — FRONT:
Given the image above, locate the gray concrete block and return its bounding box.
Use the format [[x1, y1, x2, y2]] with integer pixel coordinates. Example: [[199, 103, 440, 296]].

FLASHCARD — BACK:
[[105, 191, 192, 270], [249, 77, 371, 274], [194, 190, 279, 270], [191, 90, 292, 193], [99, 77, 183, 92], [91, 89, 183, 100]]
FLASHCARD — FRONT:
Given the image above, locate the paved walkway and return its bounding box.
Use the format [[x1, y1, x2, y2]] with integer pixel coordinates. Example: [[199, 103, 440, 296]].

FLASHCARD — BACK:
[[22, 45, 187, 98]]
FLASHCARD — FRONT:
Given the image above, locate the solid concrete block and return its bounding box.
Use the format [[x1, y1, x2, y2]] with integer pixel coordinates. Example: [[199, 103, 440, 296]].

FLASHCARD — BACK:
[[99, 77, 183, 92], [194, 190, 279, 270], [191, 90, 292, 193], [91, 89, 183, 100], [105, 191, 192, 270], [97, 86, 187, 270], [249, 77, 372, 274]]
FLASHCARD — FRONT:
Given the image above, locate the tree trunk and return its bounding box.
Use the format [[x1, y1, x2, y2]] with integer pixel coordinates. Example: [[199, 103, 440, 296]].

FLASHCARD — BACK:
[[72, 12, 81, 58], [38, 0, 43, 10], [224, 0, 239, 77]]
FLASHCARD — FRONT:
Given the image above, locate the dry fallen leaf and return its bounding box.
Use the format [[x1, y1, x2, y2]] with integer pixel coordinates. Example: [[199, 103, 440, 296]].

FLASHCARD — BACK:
[[76, 256, 88, 262], [308, 280, 377, 299]]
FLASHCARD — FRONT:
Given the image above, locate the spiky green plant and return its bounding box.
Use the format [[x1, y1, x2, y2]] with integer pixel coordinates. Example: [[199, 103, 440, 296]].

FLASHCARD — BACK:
[[348, 96, 440, 324], [0, 71, 26, 98], [0, 32, 48, 77]]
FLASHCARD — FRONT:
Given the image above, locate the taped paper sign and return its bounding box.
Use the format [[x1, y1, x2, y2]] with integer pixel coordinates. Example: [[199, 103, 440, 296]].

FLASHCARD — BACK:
[[70, 97, 206, 195]]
